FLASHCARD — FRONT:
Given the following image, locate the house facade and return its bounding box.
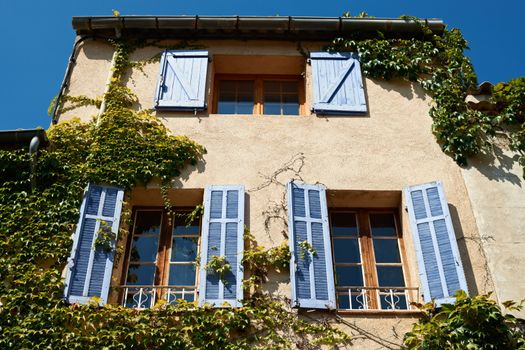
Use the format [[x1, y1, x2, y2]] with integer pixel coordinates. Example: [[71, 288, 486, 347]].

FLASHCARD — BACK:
[[55, 16, 522, 348]]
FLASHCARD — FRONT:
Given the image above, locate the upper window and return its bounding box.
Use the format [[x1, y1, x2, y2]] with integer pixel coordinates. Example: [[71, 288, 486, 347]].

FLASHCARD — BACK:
[[214, 75, 303, 116], [122, 208, 201, 309], [330, 210, 411, 311]]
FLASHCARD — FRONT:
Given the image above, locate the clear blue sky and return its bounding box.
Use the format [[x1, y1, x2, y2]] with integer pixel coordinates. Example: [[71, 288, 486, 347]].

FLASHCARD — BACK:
[[1, 1, 523, 130]]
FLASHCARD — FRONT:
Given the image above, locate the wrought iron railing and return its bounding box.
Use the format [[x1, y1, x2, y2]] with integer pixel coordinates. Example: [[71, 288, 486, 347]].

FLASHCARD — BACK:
[[119, 285, 198, 309], [336, 287, 420, 311]]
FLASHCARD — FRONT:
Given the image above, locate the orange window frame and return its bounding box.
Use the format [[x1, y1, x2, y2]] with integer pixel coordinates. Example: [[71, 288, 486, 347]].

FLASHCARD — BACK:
[[213, 74, 305, 115]]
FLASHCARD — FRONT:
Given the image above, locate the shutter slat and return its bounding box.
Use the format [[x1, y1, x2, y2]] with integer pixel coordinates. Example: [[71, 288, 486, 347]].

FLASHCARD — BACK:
[[310, 52, 367, 114], [405, 181, 468, 305], [199, 185, 244, 307], [288, 181, 336, 309], [155, 50, 209, 110], [64, 184, 124, 305]]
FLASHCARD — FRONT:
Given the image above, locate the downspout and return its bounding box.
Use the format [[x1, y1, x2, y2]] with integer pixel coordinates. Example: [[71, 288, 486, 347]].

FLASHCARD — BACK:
[[29, 136, 40, 192], [50, 35, 92, 125]]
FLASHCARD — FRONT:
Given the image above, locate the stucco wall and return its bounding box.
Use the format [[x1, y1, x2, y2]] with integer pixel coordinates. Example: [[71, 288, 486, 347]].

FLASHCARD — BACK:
[[58, 38, 494, 348], [461, 145, 525, 317]]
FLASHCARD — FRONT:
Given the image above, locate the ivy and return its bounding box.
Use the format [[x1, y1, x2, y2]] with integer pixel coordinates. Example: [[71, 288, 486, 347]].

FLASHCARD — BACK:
[[404, 291, 525, 349], [328, 19, 525, 177], [204, 255, 232, 283]]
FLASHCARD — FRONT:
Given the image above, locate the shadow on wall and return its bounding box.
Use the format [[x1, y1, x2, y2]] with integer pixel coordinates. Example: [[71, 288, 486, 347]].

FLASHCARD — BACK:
[[374, 78, 428, 101], [171, 158, 207, 188], [449, 204, 480, 296], [465, 145, 522, 187]]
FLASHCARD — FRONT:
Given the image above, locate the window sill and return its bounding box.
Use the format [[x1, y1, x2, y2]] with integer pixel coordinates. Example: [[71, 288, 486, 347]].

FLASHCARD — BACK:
[[209, 113, 308, 118], [336, 309, 423, 316]]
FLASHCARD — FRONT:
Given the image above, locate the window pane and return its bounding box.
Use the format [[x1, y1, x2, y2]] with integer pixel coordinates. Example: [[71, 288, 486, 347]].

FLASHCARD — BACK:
[[130, 236, 159, 262], [168, 264, 197, 286], [219, 80, 237, 92], [217, 100, 236, 114], [126, 264, 156, 285], [264, 102, 281, 115], [217, 80, 254, 114], [331, 213, 358, 237], [373, 239, 401, 263], [173, 212, 200, 236], [370, 213, 397, 237], [335, 265, 363, 286], [376, 266, 405, 287], [263, 81, 299, 116], [379, 294, 408, 310], [171, 237, 198, 262], [263, 81, 281, 93], [282, 81, 298, 93], [333, 238, 360, 263], [134, 211, 162, 235]]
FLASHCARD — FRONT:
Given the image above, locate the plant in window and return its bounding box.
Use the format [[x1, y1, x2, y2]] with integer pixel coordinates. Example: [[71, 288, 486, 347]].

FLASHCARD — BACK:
[[298, 240, 317, 261], [205, 255, 232, 283], [94, 220, 116, 253]]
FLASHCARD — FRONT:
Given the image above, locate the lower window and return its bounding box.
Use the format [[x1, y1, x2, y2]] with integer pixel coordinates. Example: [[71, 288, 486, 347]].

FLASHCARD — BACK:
[[330, 210, 415, 310], [121, 208, 201, 309]]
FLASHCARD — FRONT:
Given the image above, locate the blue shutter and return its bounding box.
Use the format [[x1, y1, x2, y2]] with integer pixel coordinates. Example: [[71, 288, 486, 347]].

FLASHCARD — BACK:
[[287, 181, 336, 309], [198, 185, 244, 307], [154, 50, 209, 110], [64, 184, 124, 305], [405, 181, 469, 306], [310, 52, 367, 114]]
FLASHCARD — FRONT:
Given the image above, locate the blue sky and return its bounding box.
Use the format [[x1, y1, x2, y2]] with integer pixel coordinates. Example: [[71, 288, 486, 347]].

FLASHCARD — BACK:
[[1, 1, 523, 130]]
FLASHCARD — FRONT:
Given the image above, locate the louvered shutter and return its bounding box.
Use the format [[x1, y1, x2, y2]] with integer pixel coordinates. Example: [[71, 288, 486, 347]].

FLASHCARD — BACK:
[[198, 185, 244, 307], [64, 184, 124, 305], [310, 52, 367, 114], [287, 181, 336, 309], [154, 50, 209, 110], [405, 181, 469, 305]]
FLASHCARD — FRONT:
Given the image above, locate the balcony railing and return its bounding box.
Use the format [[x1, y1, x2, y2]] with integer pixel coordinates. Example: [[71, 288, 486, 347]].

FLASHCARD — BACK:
[[120, 285, 198, 309], [336, 287, 420, 311]]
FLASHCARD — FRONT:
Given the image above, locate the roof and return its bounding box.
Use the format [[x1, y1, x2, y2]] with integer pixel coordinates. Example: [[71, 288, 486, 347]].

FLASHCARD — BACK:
[[0, 129, 49, 150], [72, 16, 445, 40]]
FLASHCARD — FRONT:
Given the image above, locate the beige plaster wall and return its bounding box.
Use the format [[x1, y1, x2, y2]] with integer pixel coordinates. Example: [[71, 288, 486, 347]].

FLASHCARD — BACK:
[[59, 38, 494, 349], [461, 145, 525, 317]]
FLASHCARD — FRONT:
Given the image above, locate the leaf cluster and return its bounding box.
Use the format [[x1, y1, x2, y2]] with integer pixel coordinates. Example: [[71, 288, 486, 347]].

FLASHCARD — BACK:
[[404, 291, 525, 349]]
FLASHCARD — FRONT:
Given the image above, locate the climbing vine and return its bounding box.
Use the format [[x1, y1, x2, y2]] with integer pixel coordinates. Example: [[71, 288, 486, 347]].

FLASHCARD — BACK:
[[0, 37, 350, 349], [328, 18, 525, 177], [404, 291, 525, 349]]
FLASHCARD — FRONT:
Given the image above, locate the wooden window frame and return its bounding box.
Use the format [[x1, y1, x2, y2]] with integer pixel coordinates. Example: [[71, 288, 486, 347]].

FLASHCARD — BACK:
[[120, 206, 202, 305], [212, 74, 305, 115], [329, 208, 413, 312]]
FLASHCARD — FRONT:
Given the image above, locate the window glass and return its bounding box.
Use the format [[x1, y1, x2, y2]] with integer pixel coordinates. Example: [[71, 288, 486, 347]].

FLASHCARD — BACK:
[[333, 238, 360, 263], [263, 81, 299, 115], [134, 211, 162, 235], [373, 239, 401, 263], [130, 236, 159, 262], [376, 266, 405, 287], [126, 264, 156, 285], [171, 237, 199, 262], [335, 265, 363, 286], [217, 80, 254, 114], [331, 212, 358, 236], [370, 213, 397, 237]]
